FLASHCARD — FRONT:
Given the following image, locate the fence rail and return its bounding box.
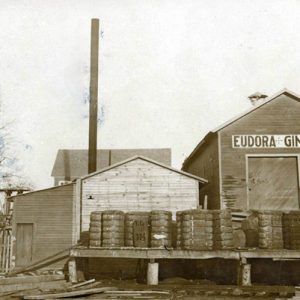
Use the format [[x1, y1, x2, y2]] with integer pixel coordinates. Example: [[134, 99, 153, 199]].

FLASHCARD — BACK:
[[0, 227, 13, 273]]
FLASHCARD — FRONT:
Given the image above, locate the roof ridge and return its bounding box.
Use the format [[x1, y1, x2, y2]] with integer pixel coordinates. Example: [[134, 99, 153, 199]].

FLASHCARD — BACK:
[[81, 155, 207, 183]]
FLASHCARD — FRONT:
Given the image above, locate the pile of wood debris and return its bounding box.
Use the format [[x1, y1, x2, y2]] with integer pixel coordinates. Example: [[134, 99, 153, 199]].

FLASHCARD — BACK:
[[0, 275, 171, 300]]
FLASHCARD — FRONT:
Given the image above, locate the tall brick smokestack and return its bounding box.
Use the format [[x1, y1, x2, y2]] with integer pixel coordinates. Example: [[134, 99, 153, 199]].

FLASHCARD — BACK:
[[88, 19, 99, 174]]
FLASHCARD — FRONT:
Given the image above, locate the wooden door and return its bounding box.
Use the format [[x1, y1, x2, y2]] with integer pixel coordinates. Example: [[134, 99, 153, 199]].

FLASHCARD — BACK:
[[248, 157, 299, 210], [16, 223, 33, 266]]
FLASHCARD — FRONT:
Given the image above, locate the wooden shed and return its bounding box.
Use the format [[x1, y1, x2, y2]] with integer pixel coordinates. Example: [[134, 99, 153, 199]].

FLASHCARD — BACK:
[[79, 156, 207, 232], [10, 184, 77, 269], [11, 156, 206, 270], [182, 89, 300, 211]]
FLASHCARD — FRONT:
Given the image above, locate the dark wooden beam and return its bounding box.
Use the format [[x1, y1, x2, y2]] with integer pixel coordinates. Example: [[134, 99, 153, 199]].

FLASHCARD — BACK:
[[70, 247, 300, 260], [88, 18, 99, 174]]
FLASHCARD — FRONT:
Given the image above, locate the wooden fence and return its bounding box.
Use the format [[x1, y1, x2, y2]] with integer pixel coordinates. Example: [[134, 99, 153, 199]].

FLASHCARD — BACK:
[[0, 227, 14, 273]]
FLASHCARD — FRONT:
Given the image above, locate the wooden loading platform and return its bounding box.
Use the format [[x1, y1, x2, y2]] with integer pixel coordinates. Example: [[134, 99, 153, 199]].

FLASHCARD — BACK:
[[70, 246, 300, 260], [69, 247, 300, 286]]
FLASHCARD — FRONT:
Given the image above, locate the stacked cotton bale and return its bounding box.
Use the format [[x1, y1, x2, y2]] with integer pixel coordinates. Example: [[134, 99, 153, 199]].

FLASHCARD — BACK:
[[282, 212, 291, 249], [241, 212, 259, 248], [176, 211, 183, 249], [150, 210, 172, 248], [283, 211, 300, 250], [102, 210, 125, 247], [125, 212, 150, 247], [212, 210, 234, 250], [89, 211, 102, 247], [181, 209, 214, 250], [258, 211, 283, 249]]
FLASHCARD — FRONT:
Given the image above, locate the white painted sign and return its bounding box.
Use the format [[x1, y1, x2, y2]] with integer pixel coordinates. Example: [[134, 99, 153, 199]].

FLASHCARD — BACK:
[[232, 135, 300, 148]]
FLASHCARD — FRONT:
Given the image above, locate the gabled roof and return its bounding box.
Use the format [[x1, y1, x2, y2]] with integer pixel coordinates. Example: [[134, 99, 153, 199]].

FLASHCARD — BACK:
[[182, 88, 300, 168], [212, 88, 300, 132], [51, 148, 172, 178], [81, 155, 208, 184]]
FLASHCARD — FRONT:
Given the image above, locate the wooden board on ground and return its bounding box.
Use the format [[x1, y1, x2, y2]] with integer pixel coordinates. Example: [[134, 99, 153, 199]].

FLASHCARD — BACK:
[[0, 280, 70, 294], [23, 287, 118, 299], [0, 274, 65, 285]]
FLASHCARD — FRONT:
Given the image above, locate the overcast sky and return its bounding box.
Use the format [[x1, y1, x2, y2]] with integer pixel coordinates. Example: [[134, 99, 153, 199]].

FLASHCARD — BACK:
[[1, 0, 300, 189]]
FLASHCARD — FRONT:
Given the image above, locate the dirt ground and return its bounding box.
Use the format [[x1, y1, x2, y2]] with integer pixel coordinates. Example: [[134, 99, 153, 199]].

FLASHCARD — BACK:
[[2, 278, 296, 300]]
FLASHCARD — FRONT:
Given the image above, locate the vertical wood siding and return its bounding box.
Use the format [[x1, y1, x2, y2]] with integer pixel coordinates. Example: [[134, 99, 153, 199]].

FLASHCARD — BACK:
[[182, 134, 220, 209], [81, 158, 199, 231], [12, 184, 76, 268], [220, 95, 300, 210]]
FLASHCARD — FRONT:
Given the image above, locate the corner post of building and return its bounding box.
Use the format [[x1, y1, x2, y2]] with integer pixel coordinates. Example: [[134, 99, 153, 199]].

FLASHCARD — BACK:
[[68, 257, 78, 283], [147, 258, 159, 285], [237, 257, 251, 286]]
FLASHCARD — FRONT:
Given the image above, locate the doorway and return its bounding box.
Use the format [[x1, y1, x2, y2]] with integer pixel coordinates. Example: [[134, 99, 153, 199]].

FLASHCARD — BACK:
[[247, 156, 299, 210], [16, 223, 33, 266]]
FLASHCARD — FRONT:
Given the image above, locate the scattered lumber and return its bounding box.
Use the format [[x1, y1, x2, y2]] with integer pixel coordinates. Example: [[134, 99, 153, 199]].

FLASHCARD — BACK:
[[0, 274, 65, 285], [1, 280, 70, 294], [104, 290, 171, 295], [23, 286, 118, 299], [7, 245, 75, 277], [67, 278, 95, 289]]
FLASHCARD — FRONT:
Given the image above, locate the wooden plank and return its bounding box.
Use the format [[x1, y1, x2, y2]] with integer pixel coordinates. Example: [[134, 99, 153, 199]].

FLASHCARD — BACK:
[[69, 278, 95, 289], [0, 279, 69, 293], [70, 247, 300, 260], [240, 249, 300, 259], [0, 274, 65, 285], [70, 248, 240, 260], [23, 287, 118, 299]]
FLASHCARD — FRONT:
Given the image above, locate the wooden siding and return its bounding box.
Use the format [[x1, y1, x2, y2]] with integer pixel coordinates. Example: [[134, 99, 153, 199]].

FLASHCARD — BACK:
[[220, 94, 300, 210], [182, 134, 220, 209], [12, 184, 76, 268], [81, 158, 199, 231], [247, 157, 299, 210]]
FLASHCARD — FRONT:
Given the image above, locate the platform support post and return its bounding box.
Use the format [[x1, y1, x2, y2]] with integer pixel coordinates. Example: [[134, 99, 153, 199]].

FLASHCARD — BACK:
[[68, 258, 78, 283], [237, 257, 251, 286], [147, 259, 159, 285]]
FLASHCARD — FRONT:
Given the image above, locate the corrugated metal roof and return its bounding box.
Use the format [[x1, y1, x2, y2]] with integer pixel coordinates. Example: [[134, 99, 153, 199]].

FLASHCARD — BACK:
[[51, 148, 172, 178]]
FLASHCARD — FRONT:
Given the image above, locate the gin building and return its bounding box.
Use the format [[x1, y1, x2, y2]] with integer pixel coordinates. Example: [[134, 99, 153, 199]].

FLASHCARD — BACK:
[[182, 89, 300, 211]]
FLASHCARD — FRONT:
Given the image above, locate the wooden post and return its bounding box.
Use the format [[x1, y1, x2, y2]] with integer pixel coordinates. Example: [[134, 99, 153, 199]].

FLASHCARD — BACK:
[[0, 230, 4, 272], [147, 259, 159, 285], [2, 231, 7, 272], [88, 18, 99, 174], [204, 195, 208, 210], [237, 258, 251, 286], [68, 258, 78, 283]]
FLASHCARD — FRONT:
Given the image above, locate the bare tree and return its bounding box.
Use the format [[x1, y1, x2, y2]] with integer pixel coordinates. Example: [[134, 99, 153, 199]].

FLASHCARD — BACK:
[[0, 105, 32, 190]]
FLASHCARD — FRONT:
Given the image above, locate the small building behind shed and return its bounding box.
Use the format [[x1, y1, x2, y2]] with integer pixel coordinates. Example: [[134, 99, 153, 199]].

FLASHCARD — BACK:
[[51, 148, 172, 186]]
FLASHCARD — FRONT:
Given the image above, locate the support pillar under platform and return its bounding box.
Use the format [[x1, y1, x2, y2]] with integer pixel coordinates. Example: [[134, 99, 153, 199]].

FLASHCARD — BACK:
[[68, 258, 78, 283], [237, 257, 251, 286], [147, 259, 159, 285]]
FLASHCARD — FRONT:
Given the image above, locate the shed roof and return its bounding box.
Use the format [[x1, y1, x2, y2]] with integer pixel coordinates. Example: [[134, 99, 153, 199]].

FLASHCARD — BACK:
[[51, 148, 172, 178], [182, 88, 300, 168], [81, 155, 208, 184], [8, 182, 75, 202]]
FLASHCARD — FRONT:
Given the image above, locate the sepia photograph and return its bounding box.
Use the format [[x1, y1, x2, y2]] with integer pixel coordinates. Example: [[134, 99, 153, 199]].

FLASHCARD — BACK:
[[1, 1, 300, 299]]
